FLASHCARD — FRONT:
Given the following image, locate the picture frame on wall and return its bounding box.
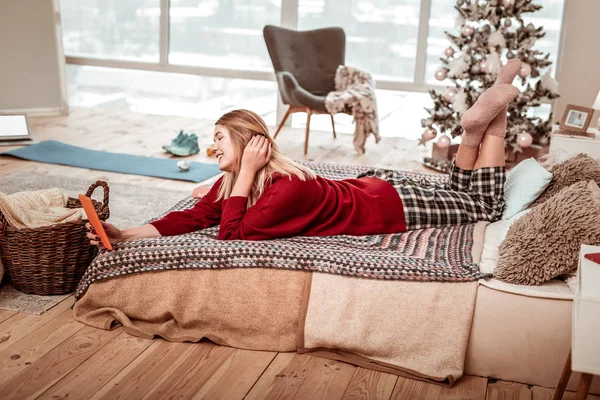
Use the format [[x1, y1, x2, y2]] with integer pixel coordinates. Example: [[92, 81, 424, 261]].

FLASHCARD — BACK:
[[559, 104, 594, 133]]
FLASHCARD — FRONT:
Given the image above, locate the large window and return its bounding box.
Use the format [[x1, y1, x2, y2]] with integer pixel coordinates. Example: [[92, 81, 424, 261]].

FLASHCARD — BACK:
[[61, 0, 160, 62], [61, 0, 566, 139], [298, 0, 421, 81], [168, 0, 281, 70]]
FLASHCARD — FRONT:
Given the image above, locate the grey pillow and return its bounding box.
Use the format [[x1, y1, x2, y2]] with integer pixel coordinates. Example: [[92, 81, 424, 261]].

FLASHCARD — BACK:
[[495, 180, 600, 285], [530, 153, 600, 208]]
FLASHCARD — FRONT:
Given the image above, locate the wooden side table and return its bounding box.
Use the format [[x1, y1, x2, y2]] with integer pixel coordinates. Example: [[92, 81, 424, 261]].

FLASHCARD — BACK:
[[553, 245, 600, 400]]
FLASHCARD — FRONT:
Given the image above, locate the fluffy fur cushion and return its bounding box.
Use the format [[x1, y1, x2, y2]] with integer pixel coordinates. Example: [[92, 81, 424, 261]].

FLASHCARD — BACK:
[[530, 153, 600, 208], [495, 180, 600, 285]]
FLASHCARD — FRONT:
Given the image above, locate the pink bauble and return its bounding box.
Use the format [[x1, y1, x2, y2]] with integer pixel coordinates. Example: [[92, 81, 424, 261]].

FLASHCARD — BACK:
[[423, 127, 437, 141], [437, 135, 451, 148], [479, 59, 487, 73], [444, 46, 455, 58], [434, 68, 448, 81], [519, 63, 532, 78], [443, 88, 458, 103], [461, 25, 475, 37], [517, 132, 533, 148], [502, 0, 514, 7]]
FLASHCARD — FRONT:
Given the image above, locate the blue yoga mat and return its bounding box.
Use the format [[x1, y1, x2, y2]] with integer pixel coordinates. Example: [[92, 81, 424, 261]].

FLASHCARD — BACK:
[[1, 140, 222, 183]]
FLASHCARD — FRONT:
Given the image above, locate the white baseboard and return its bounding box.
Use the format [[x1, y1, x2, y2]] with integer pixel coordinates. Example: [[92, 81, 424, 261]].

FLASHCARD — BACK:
[[0, 107, 68, 117]]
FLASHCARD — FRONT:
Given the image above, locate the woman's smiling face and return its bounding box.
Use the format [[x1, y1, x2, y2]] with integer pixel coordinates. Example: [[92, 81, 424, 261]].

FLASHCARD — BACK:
[[212, 125, 237, 172]]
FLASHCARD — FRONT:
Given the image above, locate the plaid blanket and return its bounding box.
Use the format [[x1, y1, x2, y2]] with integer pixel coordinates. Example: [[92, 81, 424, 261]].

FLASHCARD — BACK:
[[75, 162, 491, 300]]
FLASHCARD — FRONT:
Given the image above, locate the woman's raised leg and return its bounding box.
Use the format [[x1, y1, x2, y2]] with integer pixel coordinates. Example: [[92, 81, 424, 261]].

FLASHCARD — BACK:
[[473, 59, 522, 170]]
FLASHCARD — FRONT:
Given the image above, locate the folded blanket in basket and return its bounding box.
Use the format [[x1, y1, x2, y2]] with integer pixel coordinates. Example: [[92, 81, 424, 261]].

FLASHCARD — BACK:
[[0, 188, 87, 229]]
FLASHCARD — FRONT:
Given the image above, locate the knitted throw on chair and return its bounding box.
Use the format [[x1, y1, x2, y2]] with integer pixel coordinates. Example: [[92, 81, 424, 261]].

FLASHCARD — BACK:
[[75, 162, 490, 300], [325, 65, 380, 154]]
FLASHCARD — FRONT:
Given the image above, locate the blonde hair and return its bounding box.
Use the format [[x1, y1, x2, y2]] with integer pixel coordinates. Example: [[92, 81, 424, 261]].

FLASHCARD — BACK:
[[215, 109, 316, 207]]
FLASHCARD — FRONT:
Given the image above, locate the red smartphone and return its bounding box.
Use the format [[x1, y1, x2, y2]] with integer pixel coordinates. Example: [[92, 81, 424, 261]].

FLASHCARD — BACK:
[[584, 252, 600, 265], [78, 194, 113, 251]]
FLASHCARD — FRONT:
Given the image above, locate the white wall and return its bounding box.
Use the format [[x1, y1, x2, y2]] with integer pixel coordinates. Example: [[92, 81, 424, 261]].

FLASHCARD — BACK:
[[554, 0, 600, 126], [0, 0, 67, 115]]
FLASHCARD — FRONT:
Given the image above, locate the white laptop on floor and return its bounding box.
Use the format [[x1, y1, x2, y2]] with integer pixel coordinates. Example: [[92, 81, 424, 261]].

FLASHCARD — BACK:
[[0, 114, 35, 146]]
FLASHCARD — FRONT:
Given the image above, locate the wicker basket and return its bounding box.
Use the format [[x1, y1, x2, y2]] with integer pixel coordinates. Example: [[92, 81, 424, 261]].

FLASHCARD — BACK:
[[0, 181, 110, 295]]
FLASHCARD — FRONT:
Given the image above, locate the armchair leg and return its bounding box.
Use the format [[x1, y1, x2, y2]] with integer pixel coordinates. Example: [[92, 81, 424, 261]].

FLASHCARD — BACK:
[[304, 108, 312, 156], [273, 106, 292, 139], [330, 114, 337, 139]]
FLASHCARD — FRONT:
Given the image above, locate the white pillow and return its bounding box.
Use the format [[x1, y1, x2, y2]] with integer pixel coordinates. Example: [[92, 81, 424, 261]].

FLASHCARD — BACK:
[[479, 219, 507, 274], [498, 209, 531, 242], [502, 158, 552, 219]]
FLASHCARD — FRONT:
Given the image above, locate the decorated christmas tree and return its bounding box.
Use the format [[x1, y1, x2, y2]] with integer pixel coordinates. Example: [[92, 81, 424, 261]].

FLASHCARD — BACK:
[[421, 0, 560, 168]]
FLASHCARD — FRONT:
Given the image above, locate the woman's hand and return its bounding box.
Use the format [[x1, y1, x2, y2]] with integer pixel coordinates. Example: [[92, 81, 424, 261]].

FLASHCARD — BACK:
[[240, 135, 272, 174], [86, 221, 125, 248], [192, 185, 211, 198]]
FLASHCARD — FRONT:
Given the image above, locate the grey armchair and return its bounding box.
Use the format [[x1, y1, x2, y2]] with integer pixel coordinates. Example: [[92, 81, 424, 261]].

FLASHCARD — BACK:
[[263, 25, 348, 155]]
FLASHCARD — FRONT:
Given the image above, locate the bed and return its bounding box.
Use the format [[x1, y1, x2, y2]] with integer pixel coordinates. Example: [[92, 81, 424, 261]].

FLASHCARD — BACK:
[[72, 163, 600, 392]]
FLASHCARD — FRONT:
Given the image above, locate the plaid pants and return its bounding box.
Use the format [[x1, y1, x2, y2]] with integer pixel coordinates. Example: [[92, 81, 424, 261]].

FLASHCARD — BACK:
[[358, 163, 506, 230]]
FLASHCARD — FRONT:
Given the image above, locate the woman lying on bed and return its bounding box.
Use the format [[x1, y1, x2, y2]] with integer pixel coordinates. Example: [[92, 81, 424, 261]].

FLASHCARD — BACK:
[[87, 60, 522, 246]]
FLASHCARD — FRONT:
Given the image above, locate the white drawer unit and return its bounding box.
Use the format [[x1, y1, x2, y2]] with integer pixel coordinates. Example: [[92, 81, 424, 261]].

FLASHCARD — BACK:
[[554, 245, 600, 400], [549, 128, 600, 159], [572, 245, 600, 375]]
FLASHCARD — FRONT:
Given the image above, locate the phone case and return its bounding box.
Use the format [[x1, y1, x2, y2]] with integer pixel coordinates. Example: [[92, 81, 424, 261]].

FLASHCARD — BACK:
[[584, 252, 600, 265], [78, 194, 113, 251]]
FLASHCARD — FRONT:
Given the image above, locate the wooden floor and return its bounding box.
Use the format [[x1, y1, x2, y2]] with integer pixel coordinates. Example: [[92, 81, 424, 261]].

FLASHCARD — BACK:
[[0, 108, 596, 399]]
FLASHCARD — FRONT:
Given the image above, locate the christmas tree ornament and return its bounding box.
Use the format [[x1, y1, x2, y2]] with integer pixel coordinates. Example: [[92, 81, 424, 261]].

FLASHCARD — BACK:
[[453, 90, 469, 115], [448, 55, 470, 77], [423, 127, 437, 141], [479, 59, 488, 73], [527, 55, 535, 64], [481, 24, 491, 33], [444, 46, 455, 57], [506, 51, 515, 59], [517, 132, 533, 148], [462, 25, 475, 37], [437, 135, 451, 148], [519, 63, 532, 78], [470, 65, 481, 74], [527, 23, 535, 31], [457, 0, 465, 5], [486, 50, 502, 74], [541, 71, 559, 94], [504, 18, 512, 28], [434, 68, 448, 81], [469, 41, 478, 49], [443, 88, 458, 103], [488, 30, 507, 48], [502, 0, 514, 7]]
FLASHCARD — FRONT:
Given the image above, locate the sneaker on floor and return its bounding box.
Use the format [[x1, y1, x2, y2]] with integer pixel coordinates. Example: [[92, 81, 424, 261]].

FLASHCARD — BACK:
[[163, 131, 199, 156]]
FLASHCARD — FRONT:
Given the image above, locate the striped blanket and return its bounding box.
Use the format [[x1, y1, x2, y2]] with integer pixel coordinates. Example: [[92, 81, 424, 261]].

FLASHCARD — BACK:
[[75, 162, 490, 300]]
